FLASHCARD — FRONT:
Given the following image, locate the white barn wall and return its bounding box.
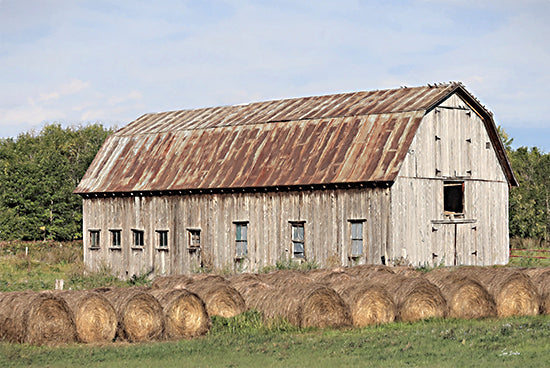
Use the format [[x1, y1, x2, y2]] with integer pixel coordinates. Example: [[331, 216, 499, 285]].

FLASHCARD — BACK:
[[82, 187, 390, 277]]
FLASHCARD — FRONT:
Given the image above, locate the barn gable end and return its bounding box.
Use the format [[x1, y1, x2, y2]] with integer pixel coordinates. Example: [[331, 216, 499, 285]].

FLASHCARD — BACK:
[[390, 92, 511, 267]]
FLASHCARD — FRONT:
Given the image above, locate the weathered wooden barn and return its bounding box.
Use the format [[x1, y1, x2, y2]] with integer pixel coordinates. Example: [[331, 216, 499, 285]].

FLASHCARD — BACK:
[[75, 83, 517, 278]]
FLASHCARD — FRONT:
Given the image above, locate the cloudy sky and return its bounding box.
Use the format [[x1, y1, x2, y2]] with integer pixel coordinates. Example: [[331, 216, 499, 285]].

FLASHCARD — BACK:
[[1, 0, 549, 151]]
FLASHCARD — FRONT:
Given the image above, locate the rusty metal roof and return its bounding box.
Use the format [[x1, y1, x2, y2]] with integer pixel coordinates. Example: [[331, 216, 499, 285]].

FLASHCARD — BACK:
[[75, 83, 517, 194]]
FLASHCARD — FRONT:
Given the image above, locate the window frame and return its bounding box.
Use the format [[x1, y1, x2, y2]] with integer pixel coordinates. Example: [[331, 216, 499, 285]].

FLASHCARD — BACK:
[[234, 221, 249, 259], [290, 221, 306, 259], [89, 229, 100, 250], [348, 219, 366, 257], [109, 229, 122, 250], [187, 228, 201, 250], [156, 230, 169, 251], [131, 229, 145, 250]]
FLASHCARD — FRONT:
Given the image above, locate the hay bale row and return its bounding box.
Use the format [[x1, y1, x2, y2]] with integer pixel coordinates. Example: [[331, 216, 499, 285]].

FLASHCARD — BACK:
[[0, 286, 211, 345]]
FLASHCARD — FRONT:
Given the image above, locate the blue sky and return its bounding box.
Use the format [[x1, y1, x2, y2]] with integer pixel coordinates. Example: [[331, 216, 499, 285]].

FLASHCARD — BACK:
[[1, 0, 549, 151]]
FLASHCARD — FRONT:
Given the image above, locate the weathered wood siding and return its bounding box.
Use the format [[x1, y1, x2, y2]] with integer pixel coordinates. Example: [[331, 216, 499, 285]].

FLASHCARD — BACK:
[[389, 93, 509, 266], [83, 187, 390, 277]]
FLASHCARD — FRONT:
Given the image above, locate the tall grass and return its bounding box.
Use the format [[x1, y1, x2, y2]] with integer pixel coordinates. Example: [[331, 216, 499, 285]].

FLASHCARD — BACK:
[[0, 240, 148, 291]]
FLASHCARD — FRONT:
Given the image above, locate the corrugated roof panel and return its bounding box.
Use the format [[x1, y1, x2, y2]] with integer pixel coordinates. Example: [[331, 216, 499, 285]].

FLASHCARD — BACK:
[[75, 83, 515, 194]]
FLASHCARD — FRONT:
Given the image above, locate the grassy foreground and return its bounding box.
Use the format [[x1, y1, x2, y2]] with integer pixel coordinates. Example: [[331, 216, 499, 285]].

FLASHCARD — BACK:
[[1, 311, 550, 367], [2, 240, 550, 367]]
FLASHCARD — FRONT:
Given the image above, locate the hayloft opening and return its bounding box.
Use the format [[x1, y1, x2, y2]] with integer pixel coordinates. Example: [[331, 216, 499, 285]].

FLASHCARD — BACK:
[[444, 181, 464, 216]]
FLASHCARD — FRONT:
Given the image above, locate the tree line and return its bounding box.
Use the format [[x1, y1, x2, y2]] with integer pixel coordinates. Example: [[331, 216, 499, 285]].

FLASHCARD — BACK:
[[0, 124, 113, 241], [0, 123, 548, 245], [500, 129, 550, 245]]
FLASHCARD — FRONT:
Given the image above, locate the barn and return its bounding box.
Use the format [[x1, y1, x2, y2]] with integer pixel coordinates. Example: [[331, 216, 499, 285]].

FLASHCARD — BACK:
[[75, 82, 518, 278]]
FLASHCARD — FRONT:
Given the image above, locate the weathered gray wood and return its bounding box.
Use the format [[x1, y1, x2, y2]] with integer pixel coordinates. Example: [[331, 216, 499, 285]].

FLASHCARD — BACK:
[[82, 92, 511, 277]]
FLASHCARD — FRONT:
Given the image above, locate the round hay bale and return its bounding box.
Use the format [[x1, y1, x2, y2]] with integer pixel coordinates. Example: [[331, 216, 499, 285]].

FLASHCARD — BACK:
[[0, 291, 77, 345], [50, 290, 117, 343], [149, 289, 210, 339], [369, 273, 447, 322], [152, 275, 246, 318], [424, 269, 496, 319], [246, 283, 352, 328], [453, 267, 540, 318], [523, 268, 550, 314], [228, 273, 272, 310], [307, 270, 395, 326], [336, 283, 396, 326], [98, 287, 165, 342]]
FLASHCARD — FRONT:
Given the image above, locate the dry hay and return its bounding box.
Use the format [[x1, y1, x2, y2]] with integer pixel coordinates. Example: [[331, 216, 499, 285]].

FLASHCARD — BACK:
[[0, 291, 77, 345], [97, 287, 164, 342], [522, 268, 550, 314], [228, 273, 272, 310], [369, 273, 447, 322], [152, 275, 245, 318], [149, 288, 210, 339], [390, 266, 423, 278], [343, 265, 395, 278], [307, 268, 353, 284], [334, 281, 396, 326], [257, 270, 314, 288], [49, 290, 117, 343], [453, 267, 540, 318], [246, 283, 352, 328], [424, 269, 496, 319]]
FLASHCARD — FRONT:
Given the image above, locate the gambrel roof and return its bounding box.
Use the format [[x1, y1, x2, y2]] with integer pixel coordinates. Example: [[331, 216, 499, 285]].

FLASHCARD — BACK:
[[75, 83, 517, 195]]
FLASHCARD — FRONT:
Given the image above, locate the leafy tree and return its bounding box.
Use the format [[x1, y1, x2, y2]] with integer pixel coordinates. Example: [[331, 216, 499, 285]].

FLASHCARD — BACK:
[[0, 123, 113, 241], [499, 127, 550, 244]]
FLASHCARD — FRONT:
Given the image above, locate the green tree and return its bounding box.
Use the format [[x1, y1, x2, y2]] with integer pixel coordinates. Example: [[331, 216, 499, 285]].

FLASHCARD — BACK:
[[499, 126, 550, 244], [0, 123, 113, 241]]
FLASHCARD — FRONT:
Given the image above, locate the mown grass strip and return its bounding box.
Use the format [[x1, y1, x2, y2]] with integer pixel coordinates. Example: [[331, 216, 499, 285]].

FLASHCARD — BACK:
[[2, 312, 550, 367]]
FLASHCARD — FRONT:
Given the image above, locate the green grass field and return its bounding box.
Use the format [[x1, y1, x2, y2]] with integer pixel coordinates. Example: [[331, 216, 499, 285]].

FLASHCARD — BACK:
[[2, 240, 550, 367], [1, 311, 550, 367]]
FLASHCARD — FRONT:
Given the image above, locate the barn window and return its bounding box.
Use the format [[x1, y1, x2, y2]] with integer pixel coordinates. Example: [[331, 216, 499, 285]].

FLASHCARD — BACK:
[[187, 229, 201, 250], [444, 181, 464, 216], [132, 229, 144, 248], [109, 229, 121, 249], [235, 222, 248, 258], [290, 222, 305, 259], [89, 230, 100, 249], [156, 230, 168, 249], [348, 220, 365, 257]]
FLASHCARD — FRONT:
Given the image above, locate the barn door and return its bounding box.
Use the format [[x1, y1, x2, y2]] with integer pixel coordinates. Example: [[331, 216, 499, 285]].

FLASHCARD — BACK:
[[431, 223, 456, 266], [432, 222, 478, 266], [456, 223, 478, 265]]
